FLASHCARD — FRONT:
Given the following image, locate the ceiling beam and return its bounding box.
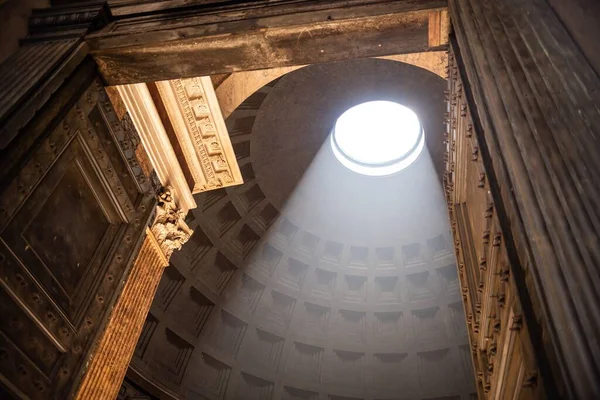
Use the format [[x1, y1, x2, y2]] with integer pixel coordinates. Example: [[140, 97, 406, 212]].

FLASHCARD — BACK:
[[87, 0, 447, 84]]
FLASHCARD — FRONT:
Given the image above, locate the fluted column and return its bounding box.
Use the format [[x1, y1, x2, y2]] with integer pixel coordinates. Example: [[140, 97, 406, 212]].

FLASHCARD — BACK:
[[75, 187, 191, 399]]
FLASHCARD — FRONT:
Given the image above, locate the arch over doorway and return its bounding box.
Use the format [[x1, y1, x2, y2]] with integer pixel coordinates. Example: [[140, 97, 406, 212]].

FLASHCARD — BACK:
[[215, 52, 448, 120]]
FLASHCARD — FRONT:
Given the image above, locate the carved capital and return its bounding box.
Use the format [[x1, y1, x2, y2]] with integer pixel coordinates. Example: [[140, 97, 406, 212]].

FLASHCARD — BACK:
[[150, 186, 193, 259]]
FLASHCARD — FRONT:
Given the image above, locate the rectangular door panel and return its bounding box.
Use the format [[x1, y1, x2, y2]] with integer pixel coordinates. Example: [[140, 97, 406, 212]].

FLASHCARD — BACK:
[[3, 134, 124, 325]]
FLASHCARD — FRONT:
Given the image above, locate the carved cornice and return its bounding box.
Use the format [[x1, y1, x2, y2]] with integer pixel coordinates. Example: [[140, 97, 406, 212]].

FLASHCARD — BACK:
[[155, 77, 243, 192]]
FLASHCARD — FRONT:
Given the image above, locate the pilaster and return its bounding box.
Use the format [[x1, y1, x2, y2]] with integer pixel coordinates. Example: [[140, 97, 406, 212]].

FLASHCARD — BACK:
[[75, 187, 192, 400]]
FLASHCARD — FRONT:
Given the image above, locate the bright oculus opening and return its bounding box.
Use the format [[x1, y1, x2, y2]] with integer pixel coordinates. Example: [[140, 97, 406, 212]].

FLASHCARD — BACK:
[[330, 100, 425, 176]]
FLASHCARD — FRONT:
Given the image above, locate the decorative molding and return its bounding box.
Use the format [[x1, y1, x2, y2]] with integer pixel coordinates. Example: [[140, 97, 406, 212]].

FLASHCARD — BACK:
[[117, 77, 243, 212], [156, 77, 243, 192], [0, 78, 155, 399], [27, 2, 110, 41]]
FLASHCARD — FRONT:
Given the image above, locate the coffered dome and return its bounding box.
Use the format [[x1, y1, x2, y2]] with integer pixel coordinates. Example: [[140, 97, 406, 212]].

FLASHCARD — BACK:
[[130, 59, 475, 400]]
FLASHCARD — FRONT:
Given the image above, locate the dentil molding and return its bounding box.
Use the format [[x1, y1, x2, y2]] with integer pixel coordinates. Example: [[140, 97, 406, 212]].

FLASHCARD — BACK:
[[156, 76, 242, 193]]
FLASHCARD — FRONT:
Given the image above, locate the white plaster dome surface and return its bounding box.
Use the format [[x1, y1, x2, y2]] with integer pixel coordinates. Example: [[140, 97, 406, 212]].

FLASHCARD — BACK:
[[331, 100, 424, 175], [133, 59, 475, 400]]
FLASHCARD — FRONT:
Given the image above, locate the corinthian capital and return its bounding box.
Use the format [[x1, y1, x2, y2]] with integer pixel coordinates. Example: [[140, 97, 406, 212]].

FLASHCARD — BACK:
[[151, 186, 193, 259]]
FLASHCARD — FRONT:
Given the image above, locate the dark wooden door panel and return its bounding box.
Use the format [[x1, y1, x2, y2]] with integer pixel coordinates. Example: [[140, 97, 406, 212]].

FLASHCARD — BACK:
[[0, 78, 155, 399], [0, 287, 63, 375], [3, 135, 124, 324]]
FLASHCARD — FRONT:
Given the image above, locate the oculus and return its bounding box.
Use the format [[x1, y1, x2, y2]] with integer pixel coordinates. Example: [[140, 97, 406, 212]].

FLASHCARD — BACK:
[[331, 101, 424, 176]]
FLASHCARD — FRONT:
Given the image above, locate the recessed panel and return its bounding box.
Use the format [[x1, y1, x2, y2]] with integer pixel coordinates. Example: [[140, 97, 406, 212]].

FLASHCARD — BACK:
[[23, 161, 110, 298], [3, 136, 122, 322]]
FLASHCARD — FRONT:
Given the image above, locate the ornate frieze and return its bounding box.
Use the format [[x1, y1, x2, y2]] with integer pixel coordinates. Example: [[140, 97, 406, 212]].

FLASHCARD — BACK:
[[155, 77, 243, 193]]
